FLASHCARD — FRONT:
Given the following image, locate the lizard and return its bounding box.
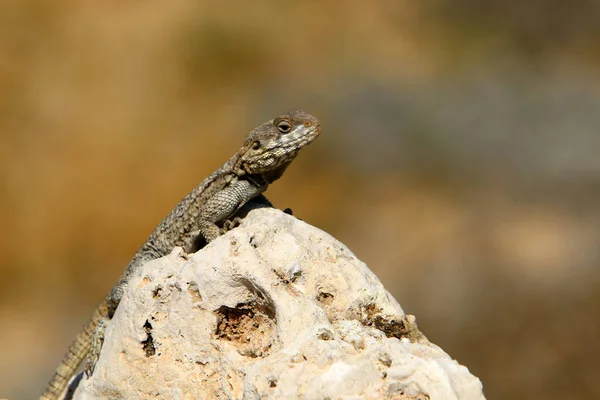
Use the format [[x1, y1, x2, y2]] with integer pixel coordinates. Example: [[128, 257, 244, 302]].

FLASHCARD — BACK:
[[40, 109, 321, 400]]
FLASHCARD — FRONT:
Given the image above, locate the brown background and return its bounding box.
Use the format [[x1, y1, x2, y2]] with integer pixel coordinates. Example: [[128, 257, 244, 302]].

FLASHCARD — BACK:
[[2, 1, 600, 399]]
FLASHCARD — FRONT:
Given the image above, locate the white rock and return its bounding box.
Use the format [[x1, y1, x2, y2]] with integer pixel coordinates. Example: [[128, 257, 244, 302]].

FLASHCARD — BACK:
[[74, 208, 485, 400]]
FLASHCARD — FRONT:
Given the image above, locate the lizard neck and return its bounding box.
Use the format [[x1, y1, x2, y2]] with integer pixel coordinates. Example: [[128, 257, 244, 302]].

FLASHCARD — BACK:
[[261, 161, 292, 184], [245, 161, 292, 188]]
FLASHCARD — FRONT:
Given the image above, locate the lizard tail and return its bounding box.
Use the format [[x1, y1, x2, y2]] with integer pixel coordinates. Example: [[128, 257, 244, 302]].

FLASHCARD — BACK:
[[40, 302, 108, 400]]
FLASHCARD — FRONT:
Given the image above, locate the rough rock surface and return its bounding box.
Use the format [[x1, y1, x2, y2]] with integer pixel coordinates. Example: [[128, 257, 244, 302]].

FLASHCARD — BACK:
[[73, 208, 485, 400]]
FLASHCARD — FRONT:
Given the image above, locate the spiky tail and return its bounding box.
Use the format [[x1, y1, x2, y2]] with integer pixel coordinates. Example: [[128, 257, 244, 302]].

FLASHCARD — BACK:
[[40, 303, 108, 400]]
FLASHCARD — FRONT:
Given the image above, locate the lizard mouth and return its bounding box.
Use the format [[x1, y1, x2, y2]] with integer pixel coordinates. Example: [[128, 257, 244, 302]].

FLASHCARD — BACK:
[[303, 124, 321, 140], [302, 123, 322, 140], [288, 125, 320, 149]]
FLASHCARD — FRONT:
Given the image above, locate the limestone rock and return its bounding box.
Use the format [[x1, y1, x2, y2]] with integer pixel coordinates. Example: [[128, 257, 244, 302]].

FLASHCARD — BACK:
[[73, 208, 485, 400]]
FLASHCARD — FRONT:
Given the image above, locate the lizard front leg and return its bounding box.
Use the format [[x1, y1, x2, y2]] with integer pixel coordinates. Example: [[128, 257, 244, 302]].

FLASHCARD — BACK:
[[198, 179, 267, 242]]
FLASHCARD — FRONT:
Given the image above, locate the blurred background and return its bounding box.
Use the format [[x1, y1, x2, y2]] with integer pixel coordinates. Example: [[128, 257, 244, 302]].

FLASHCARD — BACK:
[[1, 1, 599, 399]]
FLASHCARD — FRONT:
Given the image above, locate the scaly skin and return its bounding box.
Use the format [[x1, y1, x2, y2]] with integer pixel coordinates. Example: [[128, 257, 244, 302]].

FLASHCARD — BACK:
[[41, 110, 321, 400]]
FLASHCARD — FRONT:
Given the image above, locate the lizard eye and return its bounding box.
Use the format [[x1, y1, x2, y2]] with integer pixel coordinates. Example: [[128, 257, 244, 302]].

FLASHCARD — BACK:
[[276, 119, 292, 133], [252, 141, 261, 150]]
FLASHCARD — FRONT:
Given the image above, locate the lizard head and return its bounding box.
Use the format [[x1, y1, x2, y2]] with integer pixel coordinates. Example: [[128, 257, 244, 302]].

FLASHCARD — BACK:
[[239, 109, 321, 176]]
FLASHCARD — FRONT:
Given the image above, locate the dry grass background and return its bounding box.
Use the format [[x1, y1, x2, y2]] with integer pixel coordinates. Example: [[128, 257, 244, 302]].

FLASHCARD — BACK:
[[1, 1, 600, 399]]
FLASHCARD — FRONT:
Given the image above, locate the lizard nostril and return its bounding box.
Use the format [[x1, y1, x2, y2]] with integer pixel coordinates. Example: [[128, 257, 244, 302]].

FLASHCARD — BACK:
[[304, 121, 312, 127]]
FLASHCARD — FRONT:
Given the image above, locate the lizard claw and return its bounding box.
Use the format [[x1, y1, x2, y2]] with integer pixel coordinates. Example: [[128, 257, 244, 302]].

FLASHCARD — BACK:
[[222, 217, 242, 233]]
